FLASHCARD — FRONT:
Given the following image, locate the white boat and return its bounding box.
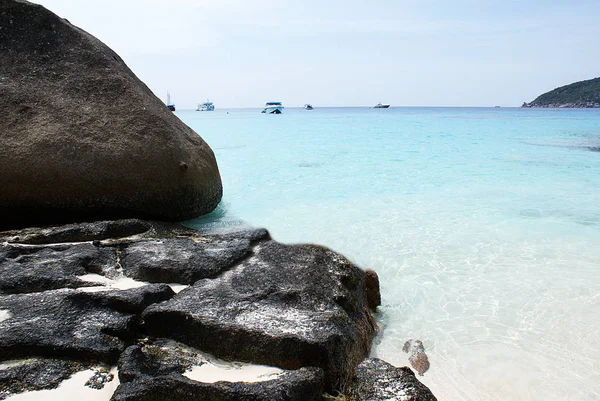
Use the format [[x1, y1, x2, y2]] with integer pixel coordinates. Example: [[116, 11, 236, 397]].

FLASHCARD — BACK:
[[304, 104, 314, 110], [373, 102, 390, 108], [166, 91, 176, 111], [196, 100, 215, 111], [262, 102, 284, 114]]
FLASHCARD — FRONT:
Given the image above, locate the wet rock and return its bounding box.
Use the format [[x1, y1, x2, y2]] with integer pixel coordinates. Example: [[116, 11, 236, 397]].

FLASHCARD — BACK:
[[0, 219, 151, 245], [0, 242, 118, 294], [348, 358, 437, 401], [119, 234, 258, 284], [112, 339, 324, 401], [0, 358, 89, 399], [403, 339, 430, 376], [143, 241, 378, 393], [0, 285, 173, 362], [364, 269, 381, 310], [0, 0, 222, 230]]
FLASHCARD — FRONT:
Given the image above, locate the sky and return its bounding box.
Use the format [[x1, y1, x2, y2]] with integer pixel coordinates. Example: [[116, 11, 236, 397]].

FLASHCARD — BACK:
[[32, 0, 600, 108]]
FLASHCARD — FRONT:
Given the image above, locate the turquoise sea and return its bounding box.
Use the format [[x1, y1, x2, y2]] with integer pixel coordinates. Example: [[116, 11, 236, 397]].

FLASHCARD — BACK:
[[180, 107, 600, 401]]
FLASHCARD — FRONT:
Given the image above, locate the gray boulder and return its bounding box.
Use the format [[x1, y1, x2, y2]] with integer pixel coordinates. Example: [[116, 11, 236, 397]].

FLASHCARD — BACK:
[[143, 241, 378, 393], [0, 0, 222, 229], [0, 243, 117, 294], [112, 339, 324, 401], [0, 285, 174, 362], [119, 229, 269, 284], [348, 358, 437, 401]]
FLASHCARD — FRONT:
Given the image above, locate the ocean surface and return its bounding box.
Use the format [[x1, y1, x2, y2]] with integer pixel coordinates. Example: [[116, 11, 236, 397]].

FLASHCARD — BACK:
[[179, 107, 600, 401]]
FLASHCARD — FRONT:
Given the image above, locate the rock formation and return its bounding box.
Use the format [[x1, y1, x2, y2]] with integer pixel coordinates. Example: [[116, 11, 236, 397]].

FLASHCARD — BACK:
[[0, 0, 223, 229], [0, 219, 435, 400]]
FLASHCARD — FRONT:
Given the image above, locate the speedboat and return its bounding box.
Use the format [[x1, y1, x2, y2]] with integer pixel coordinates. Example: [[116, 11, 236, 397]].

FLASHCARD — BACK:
[[196, 100, 215, 111], [373, 102, 390, 108], [166, 91, 176, 111], [304, 104, 314, 110], [262, 102, 284, 114]]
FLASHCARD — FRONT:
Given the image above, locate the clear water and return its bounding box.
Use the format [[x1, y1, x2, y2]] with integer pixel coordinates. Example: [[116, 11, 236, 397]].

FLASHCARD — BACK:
[[180, 107, 600, 401]]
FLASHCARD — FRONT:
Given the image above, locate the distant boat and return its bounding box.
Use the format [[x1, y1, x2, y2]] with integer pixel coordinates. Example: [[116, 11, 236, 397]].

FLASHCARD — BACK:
[[262, 102, 284, 114], [373, 102, 390, 108], [196, 100, 215, 111], [304, 104, 314, 110], [166, 91, 176, 112]]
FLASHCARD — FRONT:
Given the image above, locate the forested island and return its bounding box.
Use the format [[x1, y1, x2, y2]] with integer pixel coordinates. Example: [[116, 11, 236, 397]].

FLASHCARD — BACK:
[[522, 77, 600, 108]]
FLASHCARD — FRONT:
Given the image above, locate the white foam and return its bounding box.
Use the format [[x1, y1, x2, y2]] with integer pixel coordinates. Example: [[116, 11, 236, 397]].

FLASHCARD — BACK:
[[6, 367, 119, 401], [0, 309, 12, 323], [184, 358, 283, 383]]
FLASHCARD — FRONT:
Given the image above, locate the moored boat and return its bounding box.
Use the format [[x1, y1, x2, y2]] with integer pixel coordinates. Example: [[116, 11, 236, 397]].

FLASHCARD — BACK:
[[373, 102, 390, 108], [262, 102, 284, 114], [166, 91, 176, 111], [196, 100, 215, 111]]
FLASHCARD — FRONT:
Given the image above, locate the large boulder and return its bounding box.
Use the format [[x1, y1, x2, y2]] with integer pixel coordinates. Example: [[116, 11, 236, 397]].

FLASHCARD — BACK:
[[143, 241, 379, 393], [0, 0, 222, 229]]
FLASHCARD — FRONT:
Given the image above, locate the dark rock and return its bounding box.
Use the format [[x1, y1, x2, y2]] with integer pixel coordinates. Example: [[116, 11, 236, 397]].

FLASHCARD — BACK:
[[0, 219, 151, 245], [85, 367, 116, 389], [0, 0, 222, 230], [143, 241, 378, 393], [0, 242, 118, 294], [0, 358, 89, 399], [403, 339, 430, 376], [112, 339, 324, 401], [0, 285, 173, 362], [119, 229, 269, 284], [364, 269, 381, 310], [348, 358, 437, 401]]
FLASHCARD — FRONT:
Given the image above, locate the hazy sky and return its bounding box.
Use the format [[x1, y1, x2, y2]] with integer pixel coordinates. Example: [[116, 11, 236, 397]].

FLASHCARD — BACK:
[[33, 0, 600, 108]]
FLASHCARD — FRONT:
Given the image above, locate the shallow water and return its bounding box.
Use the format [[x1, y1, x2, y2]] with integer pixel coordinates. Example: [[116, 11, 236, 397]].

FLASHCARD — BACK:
[[181, 107, 600, 400]]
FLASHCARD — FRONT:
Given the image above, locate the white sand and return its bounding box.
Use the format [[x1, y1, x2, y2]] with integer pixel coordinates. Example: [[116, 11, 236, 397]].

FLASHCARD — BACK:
[[0, 309, 12, 323], [167, 283, 189, 293], [77, 274, 149, 292], [6, 367, 119, 401], [184, 359, 283, 383]]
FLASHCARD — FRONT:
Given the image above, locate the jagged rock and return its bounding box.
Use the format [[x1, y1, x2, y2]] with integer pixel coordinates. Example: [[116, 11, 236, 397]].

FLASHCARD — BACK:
[[0, 358, 90, 400], [348, 358, 437, 401], [0, 242, 118, 294], [112, 339, 324, 401], [119, 229, 269, 284], [0, 285, 174, 362], [0, 219, 151, 245], [0, 0, 222, 230], [143, 241, 378, 393]]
